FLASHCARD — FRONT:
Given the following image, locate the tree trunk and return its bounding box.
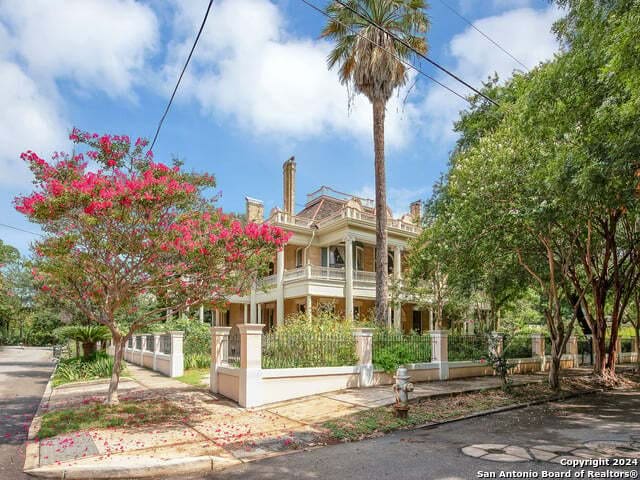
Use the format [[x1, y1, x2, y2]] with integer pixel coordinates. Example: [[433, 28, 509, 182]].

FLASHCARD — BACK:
[[634, 325, 640, 372], [372, 98, 388, 326], [82, 341, 96, 359], [548, 353, 562, 391], [593, 328, 607, 375], [106, 336, 123, 406]]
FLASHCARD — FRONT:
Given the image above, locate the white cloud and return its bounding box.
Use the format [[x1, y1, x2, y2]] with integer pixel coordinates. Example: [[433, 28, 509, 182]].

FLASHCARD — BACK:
[[421, 6, 562, 143], [0, 0, 159, 187], [0, 62, 66, 186], [161, 0, 418, 148], [0, 0, 158, 97]]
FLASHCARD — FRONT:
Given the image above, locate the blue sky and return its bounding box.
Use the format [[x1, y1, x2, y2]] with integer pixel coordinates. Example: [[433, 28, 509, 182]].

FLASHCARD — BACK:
[[0, 0, 562, 255]]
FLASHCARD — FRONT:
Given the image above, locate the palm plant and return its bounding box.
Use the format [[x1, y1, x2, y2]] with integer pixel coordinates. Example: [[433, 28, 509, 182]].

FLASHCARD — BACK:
[[54, 325, 111, 359], [321, 0, 429, 325]]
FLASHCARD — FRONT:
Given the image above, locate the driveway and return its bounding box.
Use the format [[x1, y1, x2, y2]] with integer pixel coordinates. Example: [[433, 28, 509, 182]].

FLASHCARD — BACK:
[[178, 389, 640, 480], [0, 347, 54, 480]]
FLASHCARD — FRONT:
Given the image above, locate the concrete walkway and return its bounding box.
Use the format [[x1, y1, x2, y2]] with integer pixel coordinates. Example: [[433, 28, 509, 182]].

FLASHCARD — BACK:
[[24, 364, 548, 478]]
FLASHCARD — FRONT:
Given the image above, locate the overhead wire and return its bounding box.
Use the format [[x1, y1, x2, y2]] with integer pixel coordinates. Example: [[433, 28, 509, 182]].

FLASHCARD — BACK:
[[149, 0, 215, 151]]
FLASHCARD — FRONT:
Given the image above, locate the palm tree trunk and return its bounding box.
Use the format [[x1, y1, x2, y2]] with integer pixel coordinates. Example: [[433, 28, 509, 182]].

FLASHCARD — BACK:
[[373, 98, 389, 326]]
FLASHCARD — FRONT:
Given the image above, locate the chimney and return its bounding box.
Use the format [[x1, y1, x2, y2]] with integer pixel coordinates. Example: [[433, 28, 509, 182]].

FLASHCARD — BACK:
[[409, 200, 422, 223], [245, 197, 264, 223], [283, 156, 296, 216]]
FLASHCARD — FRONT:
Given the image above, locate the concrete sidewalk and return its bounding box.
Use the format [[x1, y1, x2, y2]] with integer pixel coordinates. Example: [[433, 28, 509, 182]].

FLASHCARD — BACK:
[[24, 364, 546, 478]]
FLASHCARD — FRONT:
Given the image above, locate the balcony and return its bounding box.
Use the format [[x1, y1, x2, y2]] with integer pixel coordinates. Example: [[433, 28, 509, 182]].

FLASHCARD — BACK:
[[269, 207, 421, 235], [283, 266, 347, 283]]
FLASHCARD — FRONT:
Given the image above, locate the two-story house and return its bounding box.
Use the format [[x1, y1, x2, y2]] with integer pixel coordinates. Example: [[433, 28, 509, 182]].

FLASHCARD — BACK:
[[214, 157, 434, 333]]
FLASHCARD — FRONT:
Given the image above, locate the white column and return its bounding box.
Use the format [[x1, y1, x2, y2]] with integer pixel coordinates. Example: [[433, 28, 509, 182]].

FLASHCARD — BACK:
[[276, 249, 285, 326], [237, 324, 264, 408], [210, 326, 231, 394], [257, 303, 262, 324], [431, 330, 449, 380], [250, 283, 257, 324], [243, 304, 248, 324], [214, 309, 219, 327], [344, 235, 354, 321], [305, 295, 312, 320], [429, 308, 434, 331], [139, 335, 146, 366], [199, 305, 204, 322], [153, 334, 160, 371], [393, 246, 402, 330], [168, 331, 184, 377], [353, 328, 374, 387]]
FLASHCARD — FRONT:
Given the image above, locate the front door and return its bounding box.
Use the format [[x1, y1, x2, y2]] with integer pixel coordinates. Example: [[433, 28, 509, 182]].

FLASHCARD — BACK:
[[412, 311, 422, 334]]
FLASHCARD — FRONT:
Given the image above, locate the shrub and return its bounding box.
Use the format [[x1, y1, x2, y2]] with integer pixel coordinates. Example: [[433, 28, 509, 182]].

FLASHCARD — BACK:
[[372, 328, 432, 372], [262, 312, 358, 368], [184, 352, 210, 369], [154, 316, 210, 357], [53, 351, 124, 387]]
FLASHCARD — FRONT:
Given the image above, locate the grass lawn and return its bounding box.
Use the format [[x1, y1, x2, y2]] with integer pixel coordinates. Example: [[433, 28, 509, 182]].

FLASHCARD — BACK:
[[175, 368, 209, 387], [322, 378, 607, 442], [38, 399, 188, 439]]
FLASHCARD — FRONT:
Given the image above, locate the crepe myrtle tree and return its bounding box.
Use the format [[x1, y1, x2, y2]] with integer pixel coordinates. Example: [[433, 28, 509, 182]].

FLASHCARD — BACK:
[[15, 129, 291, 405]]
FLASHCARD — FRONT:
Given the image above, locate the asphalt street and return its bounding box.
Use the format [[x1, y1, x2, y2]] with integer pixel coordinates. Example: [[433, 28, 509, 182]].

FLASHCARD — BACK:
[[0, 347, 54, 480], [179, 389, 640, 480]]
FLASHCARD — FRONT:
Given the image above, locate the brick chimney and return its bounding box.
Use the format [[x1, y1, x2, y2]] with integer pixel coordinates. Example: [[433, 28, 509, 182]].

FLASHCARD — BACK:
[[409, 200, 422, 223], [245, 197, 264, 223], [283, 156, 296, 216]]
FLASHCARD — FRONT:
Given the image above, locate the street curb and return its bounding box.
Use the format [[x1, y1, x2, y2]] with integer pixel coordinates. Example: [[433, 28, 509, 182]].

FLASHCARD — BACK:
[[24, 454, 240, 479], [415, 388, 604, 431], [23, 356, 58, 472]]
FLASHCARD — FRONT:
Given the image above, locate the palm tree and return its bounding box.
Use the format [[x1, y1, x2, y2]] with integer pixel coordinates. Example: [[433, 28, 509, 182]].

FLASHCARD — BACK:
[[55, 325, 111, 358], [321, 0, 429, 325]]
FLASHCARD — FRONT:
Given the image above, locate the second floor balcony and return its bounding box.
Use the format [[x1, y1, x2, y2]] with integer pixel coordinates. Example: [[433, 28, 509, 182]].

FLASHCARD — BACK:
[[257, 266, 386, 290]]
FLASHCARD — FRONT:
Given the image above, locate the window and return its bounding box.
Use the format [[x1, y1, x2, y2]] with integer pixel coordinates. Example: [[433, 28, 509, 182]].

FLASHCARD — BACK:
[[318, 301, 335, 314], [297, 303, 306, 314], [224, 310, 230, 327], [295, 248, 304, 268], [268, 261, 275, 275], [355, 246, 364, 271], [353, 305, 360, 319], [329, 245, 345, 268]]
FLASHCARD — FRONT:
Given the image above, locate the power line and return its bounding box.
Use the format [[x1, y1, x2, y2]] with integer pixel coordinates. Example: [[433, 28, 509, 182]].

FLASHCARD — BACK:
[[150, 0, 214, 151], [0, 223, 43, 237], [300, 0, 469, 104], [436, 0, 530, 72], [332, 0, 499, 106]]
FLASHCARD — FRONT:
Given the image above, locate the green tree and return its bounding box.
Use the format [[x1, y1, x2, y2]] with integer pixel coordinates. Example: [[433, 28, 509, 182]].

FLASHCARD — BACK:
[[321, 0, 429, 325]]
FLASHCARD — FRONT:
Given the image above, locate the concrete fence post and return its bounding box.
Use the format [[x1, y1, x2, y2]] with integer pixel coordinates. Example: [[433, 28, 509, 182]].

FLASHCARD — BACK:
[[238, 324, 264, 408], [169, 331, 184, 378], [567, 336, 579, 367], [531, 334, 544, 357], [353, 327, 374, 387], [153, 334, 160, 371], [431, 330, 449, 380], [139, 335, 145, 366], [210, 326, 231, 394]]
